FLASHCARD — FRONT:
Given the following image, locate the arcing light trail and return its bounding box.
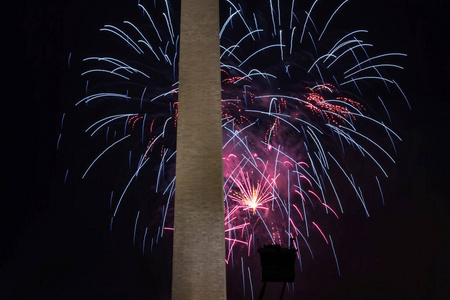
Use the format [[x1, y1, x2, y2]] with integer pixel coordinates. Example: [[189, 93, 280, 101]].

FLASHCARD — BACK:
[[61, 0, 408, 298]]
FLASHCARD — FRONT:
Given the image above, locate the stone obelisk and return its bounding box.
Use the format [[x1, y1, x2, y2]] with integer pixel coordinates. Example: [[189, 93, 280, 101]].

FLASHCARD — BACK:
[[172, 0, 226, 299]]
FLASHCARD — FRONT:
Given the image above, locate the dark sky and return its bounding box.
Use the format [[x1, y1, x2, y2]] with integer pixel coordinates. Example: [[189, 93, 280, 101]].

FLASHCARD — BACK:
[[3, 0, 449, 299]]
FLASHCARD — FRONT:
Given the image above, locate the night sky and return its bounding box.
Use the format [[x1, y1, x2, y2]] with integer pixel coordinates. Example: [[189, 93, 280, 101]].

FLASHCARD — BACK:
[[3, 0, 449, 299]]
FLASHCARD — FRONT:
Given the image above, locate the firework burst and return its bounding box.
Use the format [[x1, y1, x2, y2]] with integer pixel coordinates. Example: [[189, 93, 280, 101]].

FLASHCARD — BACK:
[[61, 0, 408, 298]]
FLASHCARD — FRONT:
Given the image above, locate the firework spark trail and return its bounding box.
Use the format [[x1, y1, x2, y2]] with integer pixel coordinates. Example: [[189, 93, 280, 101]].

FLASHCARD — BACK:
[[64, 0, 408, 298]]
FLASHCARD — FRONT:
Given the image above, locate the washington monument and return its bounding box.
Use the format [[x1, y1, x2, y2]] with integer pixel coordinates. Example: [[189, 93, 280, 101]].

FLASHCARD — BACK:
[[172, 0, 227, 299]]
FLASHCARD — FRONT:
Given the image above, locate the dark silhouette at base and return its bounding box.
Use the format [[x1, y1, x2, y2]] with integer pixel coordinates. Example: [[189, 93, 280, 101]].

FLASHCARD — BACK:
[[257, 240, 297, 300]]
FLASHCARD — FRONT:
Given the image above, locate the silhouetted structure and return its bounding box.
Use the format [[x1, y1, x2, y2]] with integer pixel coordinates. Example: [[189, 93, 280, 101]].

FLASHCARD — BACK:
[[257, 243, 297, 300]]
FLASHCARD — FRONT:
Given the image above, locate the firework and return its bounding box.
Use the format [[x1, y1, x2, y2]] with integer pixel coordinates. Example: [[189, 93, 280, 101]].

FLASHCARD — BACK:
[[61, 0, 408, 298]]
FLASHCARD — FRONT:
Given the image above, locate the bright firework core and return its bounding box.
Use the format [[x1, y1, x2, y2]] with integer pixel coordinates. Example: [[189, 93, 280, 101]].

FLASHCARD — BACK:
[[227, 167, 274, 213]]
